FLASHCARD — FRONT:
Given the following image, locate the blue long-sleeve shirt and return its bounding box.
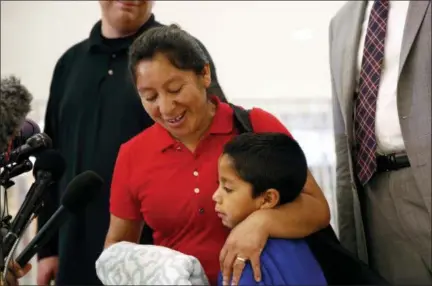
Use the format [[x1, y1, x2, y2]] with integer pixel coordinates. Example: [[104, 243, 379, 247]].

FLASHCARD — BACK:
[[218, 238, 327, 286]]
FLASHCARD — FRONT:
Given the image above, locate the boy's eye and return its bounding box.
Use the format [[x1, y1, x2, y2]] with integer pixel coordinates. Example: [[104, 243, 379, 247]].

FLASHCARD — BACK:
[[223, 187, 233, 193]]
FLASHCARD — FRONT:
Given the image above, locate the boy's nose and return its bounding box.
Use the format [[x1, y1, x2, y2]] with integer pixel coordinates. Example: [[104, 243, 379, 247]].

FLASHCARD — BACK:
[[212, 188, 221, 202]]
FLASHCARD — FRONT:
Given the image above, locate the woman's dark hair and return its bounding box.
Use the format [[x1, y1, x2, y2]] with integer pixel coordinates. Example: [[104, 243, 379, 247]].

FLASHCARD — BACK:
[[128, 24, 209, 81], [223, 132, 308, 205]]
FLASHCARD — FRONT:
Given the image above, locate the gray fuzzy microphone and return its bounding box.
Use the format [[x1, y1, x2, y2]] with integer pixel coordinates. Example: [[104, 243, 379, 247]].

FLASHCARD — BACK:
[[0, 76, 33, 152]]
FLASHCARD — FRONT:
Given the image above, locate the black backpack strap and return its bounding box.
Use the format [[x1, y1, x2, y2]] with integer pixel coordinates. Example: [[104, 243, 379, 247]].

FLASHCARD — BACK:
[[229, 103, 253, 133]]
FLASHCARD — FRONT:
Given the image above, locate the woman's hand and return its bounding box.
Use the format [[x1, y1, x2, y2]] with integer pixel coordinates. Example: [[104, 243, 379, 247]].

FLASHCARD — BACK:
[[219, 211, 268, 286], [1, 261, 32, 286]]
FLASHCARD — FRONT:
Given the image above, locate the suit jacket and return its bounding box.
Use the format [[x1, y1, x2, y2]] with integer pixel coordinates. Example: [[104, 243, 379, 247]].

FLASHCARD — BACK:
[[329, 0, 431, 263]]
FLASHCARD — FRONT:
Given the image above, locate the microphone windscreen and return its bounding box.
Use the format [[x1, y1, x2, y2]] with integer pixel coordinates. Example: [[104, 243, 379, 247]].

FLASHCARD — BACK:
[[20, 119, 41, 139], [0, 76, 33, 152], [27, 132, 52, 149], [11, 119, 41, 149], [33, 149, 66, 181], [61, 171, 104, 213]]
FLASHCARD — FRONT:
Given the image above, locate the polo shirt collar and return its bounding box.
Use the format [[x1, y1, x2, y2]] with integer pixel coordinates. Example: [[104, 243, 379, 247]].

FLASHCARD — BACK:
[[207, 96, 234, 135], [154, 96, 234, 152], [88, 14, 157, 53]]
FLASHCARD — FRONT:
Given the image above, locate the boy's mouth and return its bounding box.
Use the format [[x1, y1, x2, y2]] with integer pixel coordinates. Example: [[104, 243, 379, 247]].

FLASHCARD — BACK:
[[215, 209, 225, 218]]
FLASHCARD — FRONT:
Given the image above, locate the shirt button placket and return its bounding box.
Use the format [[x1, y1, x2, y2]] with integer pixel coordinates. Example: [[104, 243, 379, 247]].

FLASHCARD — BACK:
[[193, 167, 203, 214], [108, 53, 116, 75], [194, 171, 200, 194]]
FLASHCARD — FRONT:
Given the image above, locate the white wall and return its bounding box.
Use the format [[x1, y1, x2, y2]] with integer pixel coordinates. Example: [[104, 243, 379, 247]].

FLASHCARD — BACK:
[[1, 1, 346, 103]]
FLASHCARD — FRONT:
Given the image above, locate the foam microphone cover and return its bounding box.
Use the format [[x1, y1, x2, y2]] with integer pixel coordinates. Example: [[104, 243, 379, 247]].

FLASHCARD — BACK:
[[61, 171, 104, 213], [33, 149, 66, 181], [11, 119, 41, 149]]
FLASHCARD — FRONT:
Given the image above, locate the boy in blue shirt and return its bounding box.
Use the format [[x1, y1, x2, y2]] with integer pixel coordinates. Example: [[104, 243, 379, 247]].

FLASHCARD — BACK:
[[213, 132, 327, 286]]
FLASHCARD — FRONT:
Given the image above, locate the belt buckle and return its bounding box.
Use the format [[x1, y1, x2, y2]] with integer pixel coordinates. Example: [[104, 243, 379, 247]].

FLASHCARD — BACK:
[[378, 152, 408, 173], [376, 153, 393, 172]]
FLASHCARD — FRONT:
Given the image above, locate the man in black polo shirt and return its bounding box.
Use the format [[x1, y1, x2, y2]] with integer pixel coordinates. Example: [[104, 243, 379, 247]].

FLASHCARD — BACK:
[[36, 1, 226, 285]]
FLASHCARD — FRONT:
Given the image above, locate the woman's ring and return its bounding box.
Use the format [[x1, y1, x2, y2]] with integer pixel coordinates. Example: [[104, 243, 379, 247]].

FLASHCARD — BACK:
[[236, 256, 247, 262]]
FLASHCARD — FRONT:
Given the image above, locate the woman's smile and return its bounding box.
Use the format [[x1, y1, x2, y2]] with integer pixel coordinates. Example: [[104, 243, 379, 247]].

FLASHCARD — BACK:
[[165, 111, 187, 128]]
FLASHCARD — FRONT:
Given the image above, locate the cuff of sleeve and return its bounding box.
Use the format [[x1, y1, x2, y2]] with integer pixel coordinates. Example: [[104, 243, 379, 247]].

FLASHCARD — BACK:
[[37, 237, 59, 260]]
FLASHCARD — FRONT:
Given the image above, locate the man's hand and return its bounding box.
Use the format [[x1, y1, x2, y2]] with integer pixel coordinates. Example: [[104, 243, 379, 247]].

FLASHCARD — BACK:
[[37, 256, 58, 286], [219, 211, 268, 286], [1, 261, 32, 286]]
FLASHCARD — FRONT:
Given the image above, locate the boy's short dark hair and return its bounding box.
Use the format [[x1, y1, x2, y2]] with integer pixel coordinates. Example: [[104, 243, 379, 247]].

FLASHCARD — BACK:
[[128, 24, 209, 81], [223, 132, 308, 205]]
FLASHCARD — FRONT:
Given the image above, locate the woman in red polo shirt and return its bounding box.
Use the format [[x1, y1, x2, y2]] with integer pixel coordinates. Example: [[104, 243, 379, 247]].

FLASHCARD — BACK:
[[105, 24, 330, 285]]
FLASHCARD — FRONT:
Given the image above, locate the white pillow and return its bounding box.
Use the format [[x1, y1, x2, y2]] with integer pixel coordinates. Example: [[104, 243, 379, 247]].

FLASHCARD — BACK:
[[95, 241, 210, 285]]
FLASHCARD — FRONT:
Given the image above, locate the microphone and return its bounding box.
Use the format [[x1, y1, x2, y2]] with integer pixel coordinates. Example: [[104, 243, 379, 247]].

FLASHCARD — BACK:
[[10, 119, 41, 150], [15, 170, 104, 267], [0, 133, 52, 168], [0, 76, 33, 153], [1, 150, 65, 257], [0, 159, 33, 187]]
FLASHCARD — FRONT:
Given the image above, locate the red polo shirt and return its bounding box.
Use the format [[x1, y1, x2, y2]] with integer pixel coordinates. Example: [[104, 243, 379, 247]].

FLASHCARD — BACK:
[[110, 97, 291, 285]]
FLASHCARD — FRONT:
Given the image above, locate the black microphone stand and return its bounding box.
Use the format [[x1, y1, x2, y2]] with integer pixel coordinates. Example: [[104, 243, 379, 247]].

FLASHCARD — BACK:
[[0, 222, 4, 277], [0, 159, 33, 275]]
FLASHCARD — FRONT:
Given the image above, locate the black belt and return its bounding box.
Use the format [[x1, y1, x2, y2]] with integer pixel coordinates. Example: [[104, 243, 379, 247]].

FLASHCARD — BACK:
[[376, 152, 410, 173]]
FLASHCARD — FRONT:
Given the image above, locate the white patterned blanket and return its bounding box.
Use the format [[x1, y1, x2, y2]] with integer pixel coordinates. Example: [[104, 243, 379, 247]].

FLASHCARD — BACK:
[[95, 241, 210, 285]]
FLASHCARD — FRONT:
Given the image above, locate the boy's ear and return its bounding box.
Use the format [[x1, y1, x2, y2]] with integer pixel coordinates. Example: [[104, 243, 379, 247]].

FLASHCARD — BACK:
[[259, 189, 280, 210]]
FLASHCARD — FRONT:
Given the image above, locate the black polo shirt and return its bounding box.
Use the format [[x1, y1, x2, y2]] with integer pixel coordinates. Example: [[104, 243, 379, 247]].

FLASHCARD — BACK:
[[38, 14, 225, 285]]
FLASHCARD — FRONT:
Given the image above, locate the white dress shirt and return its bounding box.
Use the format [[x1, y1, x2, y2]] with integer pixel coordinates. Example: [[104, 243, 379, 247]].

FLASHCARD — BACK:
[[356, 0, 410, 154]]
